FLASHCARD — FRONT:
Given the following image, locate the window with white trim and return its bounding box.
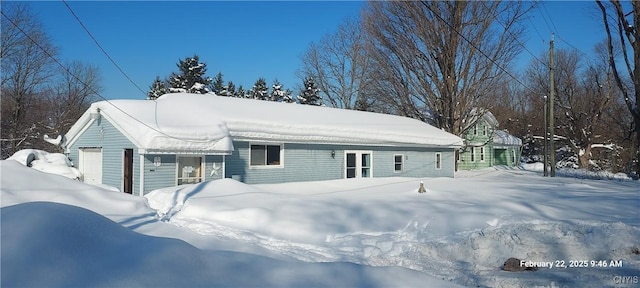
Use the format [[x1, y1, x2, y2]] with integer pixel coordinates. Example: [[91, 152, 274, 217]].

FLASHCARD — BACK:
[[480, 147, 485, 162], [482, 125, 487, 136], [394, 154, 403, 172], [511, 149, 516, 164], [473, 125, 478, 136], [250, 144, 282, 166], [435, 152, 442, 170], [177, 156, 203, 185], [470, 147, 476, 162], [345, 150, 372, 178]]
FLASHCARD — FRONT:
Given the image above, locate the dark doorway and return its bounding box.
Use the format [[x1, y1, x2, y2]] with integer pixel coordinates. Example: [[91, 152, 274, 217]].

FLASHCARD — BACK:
[[123, 149, 133, 194]]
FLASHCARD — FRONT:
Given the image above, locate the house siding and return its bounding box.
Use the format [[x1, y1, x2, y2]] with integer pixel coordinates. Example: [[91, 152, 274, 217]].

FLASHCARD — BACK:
[[225, 141, 455, 184], [142, 155, 176, 193], [458, 119, 521, 170], [141, 154, 224, 195], [68, 117, 140, 195]]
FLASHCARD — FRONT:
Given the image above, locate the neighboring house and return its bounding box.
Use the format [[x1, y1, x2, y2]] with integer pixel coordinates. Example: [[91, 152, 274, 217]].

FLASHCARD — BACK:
[[457, 110, 522, 170], [61, 93, 463, 196]]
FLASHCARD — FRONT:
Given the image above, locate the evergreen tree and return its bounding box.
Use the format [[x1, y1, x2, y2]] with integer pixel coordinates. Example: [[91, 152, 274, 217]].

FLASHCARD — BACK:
[[297, 76, 322, 105], [270, 80, 284, 102], [249, 77, 269, 100], [225, 81, 236, 97], [210, 72, 225, 94], [147, 76, 169, 100], [235, 85, 246, 98], [282, 88, 295, 103], [167, 54, 212, 94]]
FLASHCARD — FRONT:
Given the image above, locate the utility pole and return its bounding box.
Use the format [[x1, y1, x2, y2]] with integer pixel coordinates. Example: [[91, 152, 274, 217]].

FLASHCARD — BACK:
[[543, 95, 548, 176], [549, 34, 556, 177]]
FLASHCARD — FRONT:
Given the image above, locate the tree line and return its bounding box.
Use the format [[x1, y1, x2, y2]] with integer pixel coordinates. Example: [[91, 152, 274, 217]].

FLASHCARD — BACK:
[[147, 54, 321, 106]]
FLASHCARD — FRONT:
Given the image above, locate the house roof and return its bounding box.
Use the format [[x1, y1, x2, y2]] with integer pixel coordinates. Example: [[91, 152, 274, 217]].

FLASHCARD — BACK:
[[65, 93, 463, 153], [493, 130, 522, 147], [462, 108, 500, 133]]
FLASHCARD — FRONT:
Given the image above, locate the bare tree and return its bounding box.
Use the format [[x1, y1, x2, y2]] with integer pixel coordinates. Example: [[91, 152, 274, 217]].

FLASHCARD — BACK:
[[45, 61, 102, 144], [595, 0, 640, 176], [1, 3, 58, 158], [300, 17, 372, 110], [363, 1, 532, 135], [524, 45, 624, 170]]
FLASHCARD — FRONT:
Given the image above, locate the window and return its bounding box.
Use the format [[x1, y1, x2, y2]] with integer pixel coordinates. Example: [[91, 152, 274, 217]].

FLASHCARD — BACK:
[[361, 153, 371, 177], [482, 125, 487, 136], [480, 147, 485, 162], [435, 153, 442, 170], [511, 149, 516, 164], [470, 147, 476, 162], [250, 144, 282, 166], [345, 151, 372, 178], [394, 154, 403, 172], [177, 156, 202, 185], [346, 153, 357, 178], [473, 125, 478, 136]]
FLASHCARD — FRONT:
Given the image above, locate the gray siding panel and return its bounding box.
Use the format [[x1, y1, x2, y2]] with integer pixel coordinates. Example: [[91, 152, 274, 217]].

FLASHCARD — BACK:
[[68, 117, 140, 194], [226, 141, 455, 184], [143, 155, 176, 194]]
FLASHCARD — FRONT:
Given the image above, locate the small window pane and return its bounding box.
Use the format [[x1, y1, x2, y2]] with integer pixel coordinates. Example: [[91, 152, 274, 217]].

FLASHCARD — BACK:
[[251, 145, 266, 166], [266, 145, 280, 165], [362, 168, 370, 177], [395, 163, 403, 171], [436, 153, 442, 170], [361, 153, 370, 167], [346, 168, 356, 178], [346, 153, 356, 168]]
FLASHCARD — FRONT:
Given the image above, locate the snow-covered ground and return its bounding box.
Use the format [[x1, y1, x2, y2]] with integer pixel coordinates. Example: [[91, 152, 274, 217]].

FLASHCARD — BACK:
[[2, 159, 639, 287]]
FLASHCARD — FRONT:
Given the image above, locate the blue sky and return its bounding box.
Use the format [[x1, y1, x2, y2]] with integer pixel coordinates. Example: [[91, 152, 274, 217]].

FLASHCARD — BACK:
[[25, 1, 606, 100]]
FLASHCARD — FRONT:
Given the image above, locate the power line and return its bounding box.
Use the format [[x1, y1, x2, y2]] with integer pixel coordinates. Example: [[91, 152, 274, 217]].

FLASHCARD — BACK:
[[61, 0, 147, 97], [540, 2, 560, 35], [1, 10, 215, 144], [421, 2, 538, 95], [480, 1, 548, 69]]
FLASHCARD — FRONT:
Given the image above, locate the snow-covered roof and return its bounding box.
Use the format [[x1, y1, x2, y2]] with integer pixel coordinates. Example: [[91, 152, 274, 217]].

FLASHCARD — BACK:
[[66, 93, 463, 153], [462, 108, 499, 133], [493, 130, 522, 147]]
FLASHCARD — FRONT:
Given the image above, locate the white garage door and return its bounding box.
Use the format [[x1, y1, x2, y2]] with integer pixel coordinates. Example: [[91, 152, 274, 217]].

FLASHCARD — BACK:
[[79, 148, 102, 184]]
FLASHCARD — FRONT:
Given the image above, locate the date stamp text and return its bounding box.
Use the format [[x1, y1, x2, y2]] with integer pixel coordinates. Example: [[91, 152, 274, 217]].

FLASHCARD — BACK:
[[520, 259, 624, 269]]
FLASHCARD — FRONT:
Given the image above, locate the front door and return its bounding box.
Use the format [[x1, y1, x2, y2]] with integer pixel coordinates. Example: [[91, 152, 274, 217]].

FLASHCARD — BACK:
[[345, 151, 372, 178], [123, 149, 133, 194]]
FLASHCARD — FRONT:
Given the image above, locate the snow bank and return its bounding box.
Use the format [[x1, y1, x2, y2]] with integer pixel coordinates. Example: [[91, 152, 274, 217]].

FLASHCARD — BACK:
[[0, 160, 462, 287], [7, 149, 82, 180], [1, 202, 216, 287], [521, 162, 632, 180], [146, 168, 640, 287]]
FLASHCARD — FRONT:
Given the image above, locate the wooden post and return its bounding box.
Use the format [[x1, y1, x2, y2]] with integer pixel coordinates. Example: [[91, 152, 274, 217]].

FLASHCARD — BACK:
[[549, 34, 556, 177]]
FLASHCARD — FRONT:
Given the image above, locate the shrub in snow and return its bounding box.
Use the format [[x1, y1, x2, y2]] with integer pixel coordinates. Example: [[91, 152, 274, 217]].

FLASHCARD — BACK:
[[7, 149, 82, 180]]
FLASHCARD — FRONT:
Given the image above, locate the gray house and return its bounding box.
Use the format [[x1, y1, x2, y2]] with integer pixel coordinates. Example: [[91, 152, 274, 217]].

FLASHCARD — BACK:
[[62, 93, 463, 196]]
